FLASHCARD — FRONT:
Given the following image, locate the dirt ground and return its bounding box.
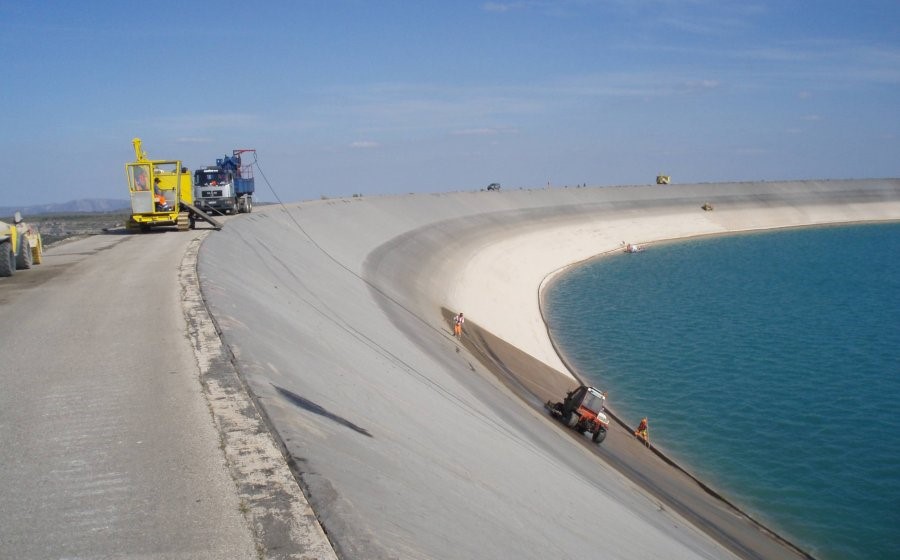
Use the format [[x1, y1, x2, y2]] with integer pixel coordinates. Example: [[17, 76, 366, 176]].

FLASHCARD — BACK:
[[1, 212, 131, 246]]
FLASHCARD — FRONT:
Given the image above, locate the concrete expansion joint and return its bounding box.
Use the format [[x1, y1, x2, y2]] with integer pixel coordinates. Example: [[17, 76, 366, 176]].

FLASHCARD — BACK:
[[179, 234, 339, 560]]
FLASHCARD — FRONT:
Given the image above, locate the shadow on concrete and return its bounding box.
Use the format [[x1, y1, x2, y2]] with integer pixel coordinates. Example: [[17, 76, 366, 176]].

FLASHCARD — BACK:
[[271, 384, 373, 438]]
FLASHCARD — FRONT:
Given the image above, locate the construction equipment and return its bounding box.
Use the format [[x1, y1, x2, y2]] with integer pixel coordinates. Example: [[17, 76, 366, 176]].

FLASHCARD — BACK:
[[124, 138, 222, 232], [546, 385, 610, 444], [656, 174, 671, 185], [193, 149, 256, 215], [0, 212, 43, 277]]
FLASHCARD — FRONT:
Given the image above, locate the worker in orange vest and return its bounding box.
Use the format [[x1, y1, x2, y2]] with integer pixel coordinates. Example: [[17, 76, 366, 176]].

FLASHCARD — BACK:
[[153, 178, 171, 211], [634, 417, 650, 446], [453, 312, 464, 338]]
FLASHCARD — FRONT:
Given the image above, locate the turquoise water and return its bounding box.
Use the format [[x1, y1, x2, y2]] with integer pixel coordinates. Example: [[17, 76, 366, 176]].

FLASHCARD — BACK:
[[544, 223, 900, 560]]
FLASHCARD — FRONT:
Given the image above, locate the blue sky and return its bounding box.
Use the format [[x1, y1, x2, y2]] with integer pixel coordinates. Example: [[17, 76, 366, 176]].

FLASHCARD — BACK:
[[2, 1, 898, 206]]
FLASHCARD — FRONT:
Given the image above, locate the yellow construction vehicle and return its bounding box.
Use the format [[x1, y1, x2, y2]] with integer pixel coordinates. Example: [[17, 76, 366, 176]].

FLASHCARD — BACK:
[[656, 174, 671, 185], [0, 212, 43, 277], [125, 138, 221, 231]]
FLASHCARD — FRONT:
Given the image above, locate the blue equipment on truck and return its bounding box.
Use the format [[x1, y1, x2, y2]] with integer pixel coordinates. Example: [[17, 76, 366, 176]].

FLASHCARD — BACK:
[[193, 149, 256, 214]]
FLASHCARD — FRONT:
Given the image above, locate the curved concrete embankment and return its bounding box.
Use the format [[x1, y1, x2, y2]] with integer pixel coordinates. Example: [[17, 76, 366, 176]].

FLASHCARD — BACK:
[[199, 179, 900, 560]]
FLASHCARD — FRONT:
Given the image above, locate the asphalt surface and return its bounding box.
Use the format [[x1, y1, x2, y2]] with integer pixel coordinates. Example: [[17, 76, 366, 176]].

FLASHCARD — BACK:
[[0, 229, 259, 559]]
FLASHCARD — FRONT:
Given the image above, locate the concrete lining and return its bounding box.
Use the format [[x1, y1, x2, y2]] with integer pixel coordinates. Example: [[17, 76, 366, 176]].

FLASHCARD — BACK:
[[198, 179, 900, 559]]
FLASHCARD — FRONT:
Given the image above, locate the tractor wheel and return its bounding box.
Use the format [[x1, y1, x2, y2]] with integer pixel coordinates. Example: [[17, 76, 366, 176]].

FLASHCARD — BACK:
[[592, 426, 607, 444], [565, 413, 579, 428], [0, 240, 14, 277], [31, 237, 43, 265], [16, 238, 32, 270]]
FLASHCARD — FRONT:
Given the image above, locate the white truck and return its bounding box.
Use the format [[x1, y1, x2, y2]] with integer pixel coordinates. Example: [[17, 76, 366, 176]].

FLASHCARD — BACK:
[[0, 212, 43, 277], [193, 149, 256, 215]]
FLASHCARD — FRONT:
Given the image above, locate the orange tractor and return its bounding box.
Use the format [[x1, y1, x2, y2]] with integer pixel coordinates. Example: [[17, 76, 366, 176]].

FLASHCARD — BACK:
[[546, 385, 610, 444]]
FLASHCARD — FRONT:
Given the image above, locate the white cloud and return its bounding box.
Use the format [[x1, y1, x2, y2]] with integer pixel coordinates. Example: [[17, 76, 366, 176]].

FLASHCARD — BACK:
[[734, 147, 768, 156], [350, 140, 380, 149], [134, 113, 261, 133], [174, 137, 214, 144], [480, 0, 586, 16], [451, 128, 499, 136], [450, 127, 519, 136], [683, 79, 720, 91], [482, 2, 520, 12], [543, 72, 723, 99]]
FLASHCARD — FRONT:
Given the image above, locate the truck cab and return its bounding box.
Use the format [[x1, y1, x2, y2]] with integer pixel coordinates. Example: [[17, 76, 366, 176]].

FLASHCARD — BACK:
[[193, 166, 237, 214], [193, 150, 255, 215]]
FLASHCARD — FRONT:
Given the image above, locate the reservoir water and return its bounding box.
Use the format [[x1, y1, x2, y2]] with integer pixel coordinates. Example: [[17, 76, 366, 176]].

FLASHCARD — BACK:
[[543, 222, 900, 560]]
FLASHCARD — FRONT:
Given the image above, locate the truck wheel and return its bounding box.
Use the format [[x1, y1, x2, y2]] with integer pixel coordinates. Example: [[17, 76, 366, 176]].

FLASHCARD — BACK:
[[246, 198, 252, 213], [592, 426, 607, 444], [16, 238, 32, 269], [0, 240, 14, 277]]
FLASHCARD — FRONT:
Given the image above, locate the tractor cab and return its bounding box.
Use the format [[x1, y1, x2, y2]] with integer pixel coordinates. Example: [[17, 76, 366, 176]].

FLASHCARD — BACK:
[[577, 387, 608, 416], [564, 386, 609, 422]]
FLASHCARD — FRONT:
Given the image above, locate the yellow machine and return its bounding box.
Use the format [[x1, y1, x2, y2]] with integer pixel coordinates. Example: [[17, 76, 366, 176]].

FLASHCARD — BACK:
[[656, 174, 671, 185], [125, 138, 221, 231], [0, 212, 43, 277]]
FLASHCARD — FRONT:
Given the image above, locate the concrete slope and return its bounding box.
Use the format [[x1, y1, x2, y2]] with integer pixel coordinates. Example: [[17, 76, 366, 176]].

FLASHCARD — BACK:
[[198, 179, 900, 560]]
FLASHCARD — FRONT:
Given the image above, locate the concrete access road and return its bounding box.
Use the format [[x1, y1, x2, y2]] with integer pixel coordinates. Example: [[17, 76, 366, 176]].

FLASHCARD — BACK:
[[0, 228, 258, 559]]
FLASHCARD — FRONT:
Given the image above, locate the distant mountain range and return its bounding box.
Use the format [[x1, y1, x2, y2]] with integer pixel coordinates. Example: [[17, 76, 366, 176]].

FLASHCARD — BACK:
[[0, 198, 130, 217]]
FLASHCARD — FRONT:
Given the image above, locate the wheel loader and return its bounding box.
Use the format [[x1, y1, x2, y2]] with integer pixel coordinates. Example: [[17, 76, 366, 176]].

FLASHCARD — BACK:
[[124, 138, 221, 232], [546, 385, 610, 444], [0, 212, 43, 277]]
